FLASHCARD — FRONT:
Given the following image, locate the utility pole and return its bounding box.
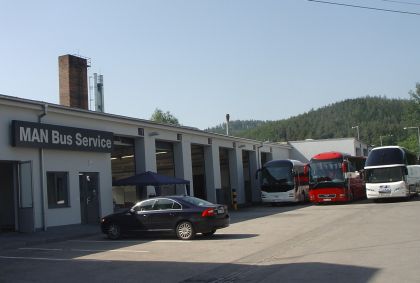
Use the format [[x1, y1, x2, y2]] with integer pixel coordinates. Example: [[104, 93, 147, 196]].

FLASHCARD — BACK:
[[226, 114, 230, 136], [352, 125, 360, 140]]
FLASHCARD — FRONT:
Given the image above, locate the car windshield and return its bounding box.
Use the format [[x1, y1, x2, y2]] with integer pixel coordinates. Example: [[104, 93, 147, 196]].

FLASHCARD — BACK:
[[182, 196, 214, 207], [366, 167, 405, 183]]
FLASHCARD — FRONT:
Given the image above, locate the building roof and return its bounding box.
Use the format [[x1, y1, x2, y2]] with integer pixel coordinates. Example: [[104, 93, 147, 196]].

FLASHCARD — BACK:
[[0, 93, 291, 149]]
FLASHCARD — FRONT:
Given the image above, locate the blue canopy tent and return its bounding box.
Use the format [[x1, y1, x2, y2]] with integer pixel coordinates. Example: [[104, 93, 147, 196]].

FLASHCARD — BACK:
[[112, 171, 191, 196]]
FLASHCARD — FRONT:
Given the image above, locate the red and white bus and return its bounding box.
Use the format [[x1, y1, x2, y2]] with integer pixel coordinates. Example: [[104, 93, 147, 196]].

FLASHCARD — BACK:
[[308, 152, 366, 203]]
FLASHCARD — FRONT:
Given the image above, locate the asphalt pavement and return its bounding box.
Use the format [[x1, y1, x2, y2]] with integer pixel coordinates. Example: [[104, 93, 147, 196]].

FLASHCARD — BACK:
[[0, 224, 101, 251], [0, 204, 301, 252]]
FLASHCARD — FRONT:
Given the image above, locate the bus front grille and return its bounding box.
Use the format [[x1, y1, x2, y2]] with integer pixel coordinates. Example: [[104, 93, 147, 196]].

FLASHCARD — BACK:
[[318, 194, 336, 198]]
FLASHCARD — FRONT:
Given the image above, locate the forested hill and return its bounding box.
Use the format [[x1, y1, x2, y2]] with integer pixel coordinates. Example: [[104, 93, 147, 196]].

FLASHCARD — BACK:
[[205, 96, 417, 147]]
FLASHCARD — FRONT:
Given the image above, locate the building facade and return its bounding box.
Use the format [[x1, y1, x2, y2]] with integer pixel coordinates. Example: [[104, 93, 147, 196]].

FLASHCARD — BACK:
[[289, 138, 369, 162], [0, 94, 293, 232]]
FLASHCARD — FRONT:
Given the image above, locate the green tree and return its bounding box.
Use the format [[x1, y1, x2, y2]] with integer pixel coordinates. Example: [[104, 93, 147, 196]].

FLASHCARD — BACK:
[[150, 108, 180, 126], [206, 96, 413, 145], [409, 83, 420, 102], [406, 83, 420, 126]]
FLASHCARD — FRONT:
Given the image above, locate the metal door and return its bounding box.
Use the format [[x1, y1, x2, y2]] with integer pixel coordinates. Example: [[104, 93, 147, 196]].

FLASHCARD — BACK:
[[79, 173, 100, 224], [18, 161, 34, 232]]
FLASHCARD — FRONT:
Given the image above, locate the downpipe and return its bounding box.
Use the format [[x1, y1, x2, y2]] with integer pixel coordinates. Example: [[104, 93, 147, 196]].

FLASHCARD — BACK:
[[38, 104, 48, 231]]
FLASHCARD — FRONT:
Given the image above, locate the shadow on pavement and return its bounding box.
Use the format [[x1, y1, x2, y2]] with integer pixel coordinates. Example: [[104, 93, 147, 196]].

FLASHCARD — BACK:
[[230, 203, 312, 224], [0, 258, 379, 283]]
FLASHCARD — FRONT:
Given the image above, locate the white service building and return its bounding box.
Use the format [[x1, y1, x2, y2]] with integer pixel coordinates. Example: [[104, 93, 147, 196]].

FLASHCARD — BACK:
[[0, 54, 369, 233], [289, 138, 369, 162], [0, 94, 292, 232]]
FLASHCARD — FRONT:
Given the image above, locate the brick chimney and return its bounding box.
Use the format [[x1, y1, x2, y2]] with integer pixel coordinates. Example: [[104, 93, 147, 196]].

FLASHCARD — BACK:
[[58, 54, 89, 110]]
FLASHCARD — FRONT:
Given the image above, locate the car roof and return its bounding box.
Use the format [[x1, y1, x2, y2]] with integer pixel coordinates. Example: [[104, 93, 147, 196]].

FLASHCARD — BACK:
[[150, 195, 188, 200]]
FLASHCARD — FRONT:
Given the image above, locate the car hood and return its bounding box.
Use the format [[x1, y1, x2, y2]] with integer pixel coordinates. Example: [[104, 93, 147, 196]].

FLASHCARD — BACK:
[[103, 208, 131, 219]]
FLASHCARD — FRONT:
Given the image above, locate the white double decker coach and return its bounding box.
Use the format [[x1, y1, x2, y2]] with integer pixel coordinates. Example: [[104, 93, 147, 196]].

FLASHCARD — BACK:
[[364, 146, 419, 201]]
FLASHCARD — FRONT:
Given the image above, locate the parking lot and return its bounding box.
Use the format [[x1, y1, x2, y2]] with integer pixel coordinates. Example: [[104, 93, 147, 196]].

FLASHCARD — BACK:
[[1, 199, 420, 283]]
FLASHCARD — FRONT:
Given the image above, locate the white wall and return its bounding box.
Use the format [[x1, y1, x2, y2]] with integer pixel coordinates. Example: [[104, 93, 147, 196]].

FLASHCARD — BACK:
[[43, 149, 112, 227], [1, 96, 297, 229], [0, 102, 113, 229], [0, 103, 44, 229], [289, 138, 360, 162]]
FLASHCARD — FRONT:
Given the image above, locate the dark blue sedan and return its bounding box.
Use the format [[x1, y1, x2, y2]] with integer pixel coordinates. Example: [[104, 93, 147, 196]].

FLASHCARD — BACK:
[[101, 195, 230, 240]]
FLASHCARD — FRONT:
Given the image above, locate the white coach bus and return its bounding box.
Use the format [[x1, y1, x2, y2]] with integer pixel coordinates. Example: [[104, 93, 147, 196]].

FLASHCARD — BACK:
[[364, 146, 419, 201], [257, 159, 309, 204]]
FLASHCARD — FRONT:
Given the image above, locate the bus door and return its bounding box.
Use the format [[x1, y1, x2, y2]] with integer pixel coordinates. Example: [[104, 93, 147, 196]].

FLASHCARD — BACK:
[[346, 159, 365, 199]]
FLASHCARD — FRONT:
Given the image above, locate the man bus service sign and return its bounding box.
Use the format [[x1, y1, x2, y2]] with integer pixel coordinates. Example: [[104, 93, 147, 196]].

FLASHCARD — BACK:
[[12, 120, 113, 152]]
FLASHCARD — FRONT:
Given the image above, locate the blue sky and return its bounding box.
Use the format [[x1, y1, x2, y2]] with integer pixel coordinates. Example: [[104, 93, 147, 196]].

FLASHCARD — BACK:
[[1, 0, 420, 129]]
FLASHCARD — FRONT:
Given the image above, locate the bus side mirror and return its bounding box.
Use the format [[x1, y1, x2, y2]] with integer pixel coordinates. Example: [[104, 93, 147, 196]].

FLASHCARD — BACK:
[[342, 162, 348, 173], [304, 165, 310, 175], [404, 167, 408, 175]]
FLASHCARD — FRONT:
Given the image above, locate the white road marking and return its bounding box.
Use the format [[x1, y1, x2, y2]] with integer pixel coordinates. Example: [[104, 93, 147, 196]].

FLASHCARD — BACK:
[[71, 249, 150, 253], [68, 239, 191, 243], [19, 248, 63, 251], [17, 247, 149, 253], [0, 256, 110, 262], [153, 240, 192, 243], [68, 240, 145, 243]]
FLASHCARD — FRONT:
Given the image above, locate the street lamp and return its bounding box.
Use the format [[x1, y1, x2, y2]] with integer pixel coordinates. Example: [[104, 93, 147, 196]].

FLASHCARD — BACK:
[[380, 134, 393, 146], [403, 126, 420, 156], [352, 125, 360, 140]]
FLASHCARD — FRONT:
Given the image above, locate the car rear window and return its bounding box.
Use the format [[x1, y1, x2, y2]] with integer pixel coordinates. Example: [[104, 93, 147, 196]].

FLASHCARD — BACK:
[[182, 196, 214, 207]]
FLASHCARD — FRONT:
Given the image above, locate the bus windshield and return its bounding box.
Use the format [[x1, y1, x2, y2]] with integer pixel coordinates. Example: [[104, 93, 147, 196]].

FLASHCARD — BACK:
[[365, 148, 405, 167], [260, 164, 294, 193], [365, 167, 405, 183], [310, 159, 344, 183]]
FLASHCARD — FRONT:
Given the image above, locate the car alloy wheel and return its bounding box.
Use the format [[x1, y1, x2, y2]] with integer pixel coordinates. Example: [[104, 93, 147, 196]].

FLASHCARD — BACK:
[[176, 221, 194, 240], [107, 223, 121, 240]]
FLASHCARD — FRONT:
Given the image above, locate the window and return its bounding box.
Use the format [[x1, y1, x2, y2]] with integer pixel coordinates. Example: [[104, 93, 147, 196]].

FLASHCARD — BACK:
[[154, 199, 174, 210], [133, 199, 156, 211], [154, 199, 182, 210], [183, 196, 213, 207], [47, 172, 69, 208]]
